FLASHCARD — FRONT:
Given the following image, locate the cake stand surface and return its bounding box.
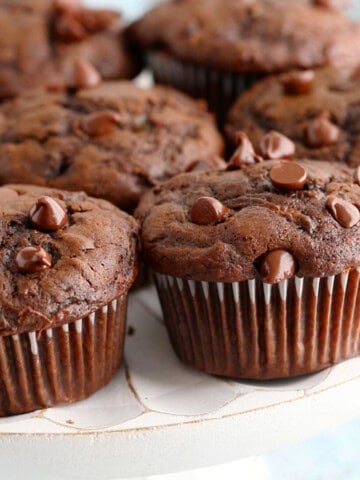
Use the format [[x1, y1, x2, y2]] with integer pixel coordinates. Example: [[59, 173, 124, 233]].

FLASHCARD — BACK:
[[0, 286, 360, 480]]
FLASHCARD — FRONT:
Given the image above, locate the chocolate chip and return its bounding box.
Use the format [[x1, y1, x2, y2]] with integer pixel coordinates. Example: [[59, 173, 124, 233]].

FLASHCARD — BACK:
[[355, 167, 360, 185], [127, 326, 135, 336], [228, 132, 262, 168], [304, 112, 341, 148], [352, 66, 360, 81], [281, 70, 315, 95], [81, 111, 121, 136], [326, 195, 360, 228], [190, 196, 228, 225], [259, 131, 295, 160], [0, 187, 18, 203], [56, 14, 86, 42], [313, 0, 348, 9], [29, 196, 68, 232], [73, 59, 101, 89], [270, 162, 307, 191], [260, 250, 296, 284], [16, 246, 52, 274]]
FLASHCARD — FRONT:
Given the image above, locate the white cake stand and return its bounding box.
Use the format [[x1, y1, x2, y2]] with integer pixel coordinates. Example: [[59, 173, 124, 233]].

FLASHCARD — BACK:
[[0, 287, 360, 480]]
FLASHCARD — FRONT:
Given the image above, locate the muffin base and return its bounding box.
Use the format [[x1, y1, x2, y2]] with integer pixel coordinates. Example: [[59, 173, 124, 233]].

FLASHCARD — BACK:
[[154, 270, 360, 380], [147, 51, 264, 126], [0, 296, 127, 417]]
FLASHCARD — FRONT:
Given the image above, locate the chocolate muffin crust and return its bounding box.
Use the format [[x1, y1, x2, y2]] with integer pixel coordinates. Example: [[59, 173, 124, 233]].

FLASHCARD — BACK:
[[127, 0, 360, 73], [0, 82, 225, 211], [0, 184, 138, 336], [0, 0, 137, 99], [226, 66, 360, 167], [137, 160, 360, 282]]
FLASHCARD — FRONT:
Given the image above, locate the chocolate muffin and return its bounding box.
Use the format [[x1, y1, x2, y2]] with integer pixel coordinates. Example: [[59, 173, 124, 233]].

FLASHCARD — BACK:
[[136, 159, 360, 380], [226, 66, 360, 167], [0, 82, 225, 212], [0, 184, 138, 416], [127, 0, 360, 124], [0, 0, 138, 100]]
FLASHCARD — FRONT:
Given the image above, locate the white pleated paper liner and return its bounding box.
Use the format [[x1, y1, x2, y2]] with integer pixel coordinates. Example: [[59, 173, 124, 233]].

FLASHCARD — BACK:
[[147, 50, 264, 125], [0, 295, 128, 416], [154, 269, 360, 380]]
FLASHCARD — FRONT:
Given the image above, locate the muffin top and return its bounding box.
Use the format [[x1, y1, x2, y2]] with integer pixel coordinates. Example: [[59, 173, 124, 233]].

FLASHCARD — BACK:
[[0, 82, 224, 211], [0, 0, 138, 99], [226, 66, 360, 167], [136, 159, 360, 282], [0, 184, 138, 336], [127, 0, 360, 73]]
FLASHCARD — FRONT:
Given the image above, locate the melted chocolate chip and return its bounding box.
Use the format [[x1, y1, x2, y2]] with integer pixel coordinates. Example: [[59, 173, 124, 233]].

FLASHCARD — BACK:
[[305, 112, 341, 148], [313, 0, 348, 9], [326, 195, 360, 228], [269, 162, 307, 191], [259, 131, 295, 160], [0, 187, 18, 204], [56, 14, 86, 42], [16, 246, 52, 274], [228, 132, 262, 168], [81, 111, 121, 136], [29, 196, 68, 232], [352, 66, 360, 81], [281, 70, 315, 95], [260, 249, 296, 284], [73, 59, 101, 89], [190, 196, 228, 225]]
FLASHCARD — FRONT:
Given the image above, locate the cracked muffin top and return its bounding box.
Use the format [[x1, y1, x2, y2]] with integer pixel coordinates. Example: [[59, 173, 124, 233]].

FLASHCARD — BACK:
[[136, 159, 360, 282], [0, 0, 138, 99], [127, 0, 360, 73], [0, 184, 138, 336], [226, 66, 360, 167], [0, 82, 225, 211]]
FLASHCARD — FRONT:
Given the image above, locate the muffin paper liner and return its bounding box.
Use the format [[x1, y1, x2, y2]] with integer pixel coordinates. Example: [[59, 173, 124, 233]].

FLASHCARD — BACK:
[[0, 295, 127, 417], [147, 51, 264, 125], [154, 269, 360, 380]]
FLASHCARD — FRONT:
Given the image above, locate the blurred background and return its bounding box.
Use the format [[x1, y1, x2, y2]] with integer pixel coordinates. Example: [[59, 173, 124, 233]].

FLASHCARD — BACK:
[[84, 1, 360, 479]]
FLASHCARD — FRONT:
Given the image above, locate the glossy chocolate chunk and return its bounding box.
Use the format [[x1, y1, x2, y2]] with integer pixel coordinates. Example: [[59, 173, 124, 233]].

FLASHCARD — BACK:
[[260, 249, 296, 284], [313, 0, 348, 9], [74, 59, 101, 89], [56, 13, 87, 42], [190, 196, 228, 225], [326, 195, 360, 228], [352, 66, 360, 80], [81, 111, 121, 136], [228, 132, 262, 168], [281, 70, 315, 95], [29, 196, 68, 232], [16, 246, 52, 274], [305, 112, 341, 148], [259, 131, 295, 160], [269, 162, 307, 191]]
